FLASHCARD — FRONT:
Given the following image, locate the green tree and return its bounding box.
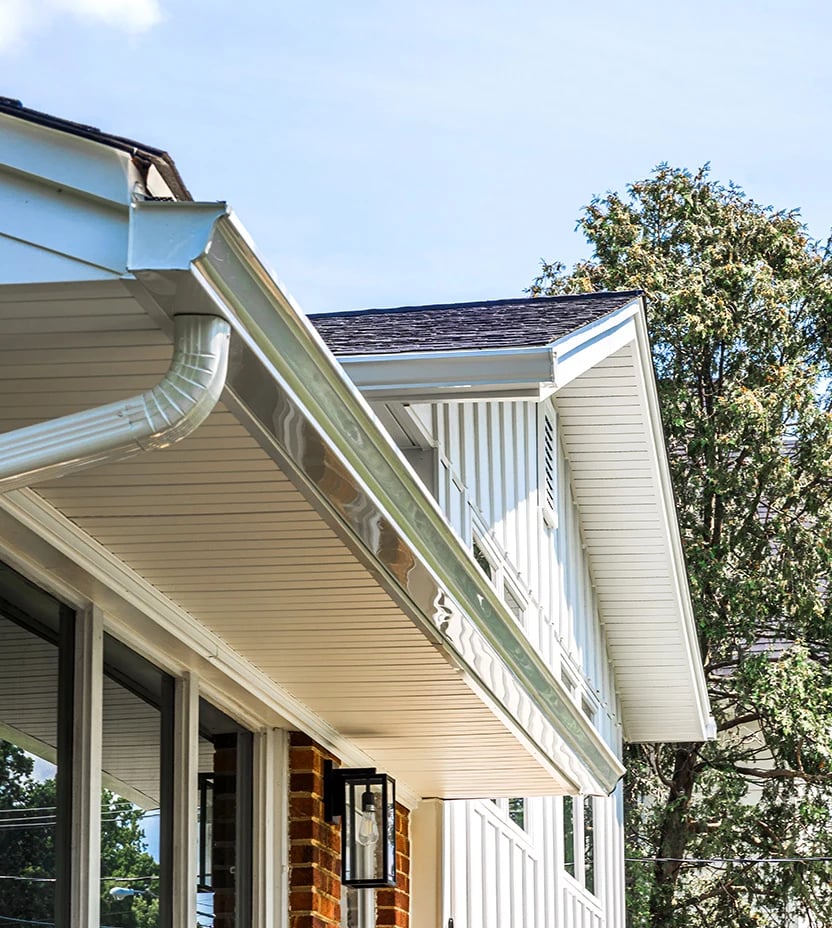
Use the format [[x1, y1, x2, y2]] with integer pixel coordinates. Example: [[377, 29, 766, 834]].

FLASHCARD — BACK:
[[532, 165, 832, 927], [0, 741, 159, 928]]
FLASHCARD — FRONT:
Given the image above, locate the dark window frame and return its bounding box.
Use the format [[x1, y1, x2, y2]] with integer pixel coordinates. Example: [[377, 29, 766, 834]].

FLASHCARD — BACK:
[[0, 563, 76, 928]]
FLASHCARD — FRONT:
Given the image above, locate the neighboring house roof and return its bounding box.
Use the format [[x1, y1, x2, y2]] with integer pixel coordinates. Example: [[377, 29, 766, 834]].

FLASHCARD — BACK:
[[311, 292, 643, 355]]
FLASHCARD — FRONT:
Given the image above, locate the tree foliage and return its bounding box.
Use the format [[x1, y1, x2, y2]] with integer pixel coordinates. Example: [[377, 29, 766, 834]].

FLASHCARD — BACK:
[[532, 165, 832, 927], [0, 740, 159, 928]]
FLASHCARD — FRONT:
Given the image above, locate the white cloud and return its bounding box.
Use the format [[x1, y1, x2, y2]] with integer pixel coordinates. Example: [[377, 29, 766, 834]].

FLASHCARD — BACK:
[[0, 0, 30, 52], [52, 0, 162, 31], [0, 0, 161, 53]]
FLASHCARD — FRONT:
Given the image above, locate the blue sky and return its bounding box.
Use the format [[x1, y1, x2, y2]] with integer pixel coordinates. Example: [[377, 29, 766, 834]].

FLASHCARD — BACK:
[[2, 1, 830, 314]]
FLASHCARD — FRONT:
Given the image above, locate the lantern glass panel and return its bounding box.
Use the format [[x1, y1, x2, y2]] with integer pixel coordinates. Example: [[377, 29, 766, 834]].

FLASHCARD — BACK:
[[341, 774, 396, 888]]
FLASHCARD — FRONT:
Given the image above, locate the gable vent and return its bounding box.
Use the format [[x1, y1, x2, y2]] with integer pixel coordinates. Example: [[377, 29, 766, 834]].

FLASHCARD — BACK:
[[541, 408, 557, 526]]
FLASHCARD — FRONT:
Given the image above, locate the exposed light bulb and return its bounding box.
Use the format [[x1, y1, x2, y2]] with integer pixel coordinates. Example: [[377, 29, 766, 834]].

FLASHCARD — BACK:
[[356, 787, 379, 847]]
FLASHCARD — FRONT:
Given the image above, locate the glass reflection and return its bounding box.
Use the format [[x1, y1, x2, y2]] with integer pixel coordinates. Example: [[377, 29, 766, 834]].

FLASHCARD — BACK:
[[0, 611, 59, 926], [100, 636, 173, 928], [195, 700, 252, 928]]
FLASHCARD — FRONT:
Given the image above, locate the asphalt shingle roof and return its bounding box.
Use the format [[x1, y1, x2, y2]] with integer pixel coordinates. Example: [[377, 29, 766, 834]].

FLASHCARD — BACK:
[[311, 291, 642, 356]]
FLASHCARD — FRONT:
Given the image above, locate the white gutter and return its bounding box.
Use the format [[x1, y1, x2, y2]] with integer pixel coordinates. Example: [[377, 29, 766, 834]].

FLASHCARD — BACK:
[[0, 314, 230, 493]]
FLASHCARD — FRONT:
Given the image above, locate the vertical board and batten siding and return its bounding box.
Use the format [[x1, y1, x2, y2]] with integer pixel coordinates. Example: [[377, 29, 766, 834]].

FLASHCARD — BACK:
[[444, 790, 624, 928], [407, 397, 627, 928], [410, 399, 619, 749]]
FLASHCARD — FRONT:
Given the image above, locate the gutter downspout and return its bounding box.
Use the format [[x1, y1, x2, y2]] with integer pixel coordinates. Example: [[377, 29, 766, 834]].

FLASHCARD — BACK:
[[0, 314, 230, 493]]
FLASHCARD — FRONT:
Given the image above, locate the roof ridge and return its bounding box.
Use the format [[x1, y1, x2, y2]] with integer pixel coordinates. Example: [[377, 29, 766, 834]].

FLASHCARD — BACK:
[[310, 290, 643, 319]]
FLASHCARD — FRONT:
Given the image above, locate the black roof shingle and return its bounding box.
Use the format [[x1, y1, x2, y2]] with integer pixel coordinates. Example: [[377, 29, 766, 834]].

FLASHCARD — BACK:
[[311, 292, 642, 356]]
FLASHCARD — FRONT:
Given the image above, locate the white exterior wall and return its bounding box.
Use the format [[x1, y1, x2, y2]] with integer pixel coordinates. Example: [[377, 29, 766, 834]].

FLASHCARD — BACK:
[[409, 398, 620, 750], [406, 398, 626, 928], [442, 788, 625, 928]]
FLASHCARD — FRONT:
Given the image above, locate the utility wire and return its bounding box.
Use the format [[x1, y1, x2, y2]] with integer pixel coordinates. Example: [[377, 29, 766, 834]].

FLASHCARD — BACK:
[[627, 855, 832, 865]]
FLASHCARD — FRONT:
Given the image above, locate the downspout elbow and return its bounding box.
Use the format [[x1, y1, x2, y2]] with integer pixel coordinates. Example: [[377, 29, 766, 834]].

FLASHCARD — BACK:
[[0, 314, 231, 493]]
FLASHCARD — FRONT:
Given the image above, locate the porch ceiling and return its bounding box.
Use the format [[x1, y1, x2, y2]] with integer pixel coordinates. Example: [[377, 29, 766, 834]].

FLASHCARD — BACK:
[[0, 279, 603, 800]]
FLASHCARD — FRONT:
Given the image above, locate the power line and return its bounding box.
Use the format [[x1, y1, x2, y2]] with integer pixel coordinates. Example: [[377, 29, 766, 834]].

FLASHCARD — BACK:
[[0, 875, 158, 884], [627, 855, 832, 865]]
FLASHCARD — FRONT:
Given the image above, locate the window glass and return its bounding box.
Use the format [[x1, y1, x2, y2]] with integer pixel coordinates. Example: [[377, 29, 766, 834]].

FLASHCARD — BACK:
[[584, 797, 595, 895], [472, 540, 493, 581], [504, 587, 525, 625], [508, 797, 526, 831], [0, 562, 72, 928], [196, 699, 252, 928], [562, 796, 575, 878], [100, 635, 173, 928]]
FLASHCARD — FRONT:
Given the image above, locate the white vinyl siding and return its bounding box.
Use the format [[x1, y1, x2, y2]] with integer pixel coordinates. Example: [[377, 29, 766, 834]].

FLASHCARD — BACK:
[[407, 399, 619, 750], [406, 397, 627, 928], [444, 786, 625, 928]]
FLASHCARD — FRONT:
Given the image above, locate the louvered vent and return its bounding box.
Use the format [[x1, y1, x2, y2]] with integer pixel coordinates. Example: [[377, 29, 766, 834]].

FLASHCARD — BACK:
[[541, 408, 557, 527]]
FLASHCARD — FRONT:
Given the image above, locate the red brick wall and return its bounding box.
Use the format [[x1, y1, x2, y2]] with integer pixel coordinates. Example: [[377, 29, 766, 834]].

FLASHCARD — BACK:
[[288, 733, 411, 928], [289, 733, 342, 928], [376, 803, 410, 928]]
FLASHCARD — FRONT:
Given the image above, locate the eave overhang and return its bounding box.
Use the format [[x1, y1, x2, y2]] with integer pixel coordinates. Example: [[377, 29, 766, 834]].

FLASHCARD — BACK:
[[126, 201, 625, 794], [0, 116, 625, 800]]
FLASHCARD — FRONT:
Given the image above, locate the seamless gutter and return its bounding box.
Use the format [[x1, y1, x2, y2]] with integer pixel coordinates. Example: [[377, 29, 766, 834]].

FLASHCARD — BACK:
[[127, 201, 626, 792]]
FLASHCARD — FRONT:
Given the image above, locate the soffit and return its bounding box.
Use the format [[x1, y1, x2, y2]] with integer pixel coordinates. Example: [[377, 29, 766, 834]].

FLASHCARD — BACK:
[[0, 283, 591, 800], [555, 344, 708, 742]]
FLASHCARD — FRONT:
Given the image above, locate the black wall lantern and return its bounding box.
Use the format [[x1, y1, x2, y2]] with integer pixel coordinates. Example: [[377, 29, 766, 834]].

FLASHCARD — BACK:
[[323, 761, 397, 888]]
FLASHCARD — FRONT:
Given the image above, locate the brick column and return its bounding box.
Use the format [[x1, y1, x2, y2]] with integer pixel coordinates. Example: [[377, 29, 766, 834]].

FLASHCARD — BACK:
[[289, 733, 342, 928], [376, 803, 410, 928]]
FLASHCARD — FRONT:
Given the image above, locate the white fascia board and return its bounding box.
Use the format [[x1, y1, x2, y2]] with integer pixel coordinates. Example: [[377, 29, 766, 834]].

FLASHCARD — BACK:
[[337, 345, 556, 401], [551, 299, 642, 389], [0, 112, 140, 206], [627, 302, 714, 740]]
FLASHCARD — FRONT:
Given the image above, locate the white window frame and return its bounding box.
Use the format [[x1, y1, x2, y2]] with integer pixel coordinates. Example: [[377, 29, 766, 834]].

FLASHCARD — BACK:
[[489, 796, 530, 835], [562, 795, 597, 895]]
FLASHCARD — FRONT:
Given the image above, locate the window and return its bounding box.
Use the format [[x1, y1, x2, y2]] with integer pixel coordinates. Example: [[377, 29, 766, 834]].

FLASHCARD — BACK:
[[539, 406, 558, 528], [0, 562, 74, 928], [490, 797, 528, 832], [563, 797, 576, 879], [581, 696, 597, 725], [508, 797, 526, 831], [562, 795, 596, 894], [503, 585, 526, 627], [472, 539, 493, 581], [100, 633, 174, 928], [0, 559, 259, 928], [583, 797, 595, 895], [196, 700, 253, 928]]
